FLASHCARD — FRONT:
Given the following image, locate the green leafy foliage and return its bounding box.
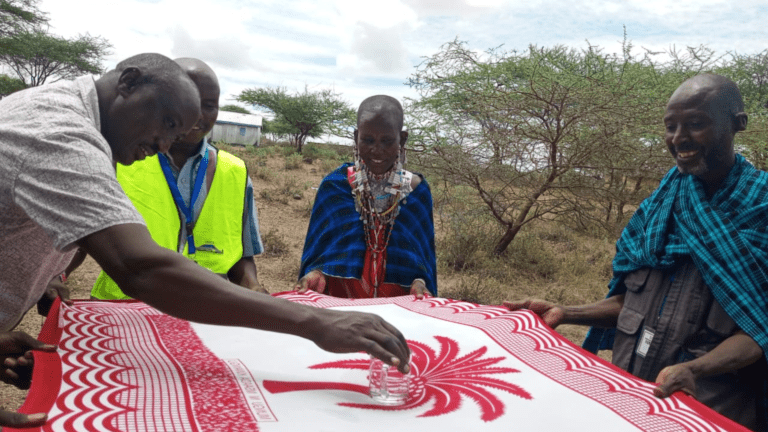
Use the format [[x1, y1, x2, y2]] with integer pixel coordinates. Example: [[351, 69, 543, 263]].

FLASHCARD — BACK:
[[0, 72, 24, 97], [301, 143, 343, 163], [236, 86, 355, 153], [0, 30, 111, 86], [283, 153, 303, 170], [0, 0, 46, 37], [0, 1, 111, 87], [406, 36, 729, 255], [219, 104, 251, 114]]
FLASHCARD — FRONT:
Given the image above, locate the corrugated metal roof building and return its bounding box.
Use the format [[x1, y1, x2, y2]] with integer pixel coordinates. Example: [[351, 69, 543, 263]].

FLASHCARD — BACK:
[[208, 111, 263, 146]]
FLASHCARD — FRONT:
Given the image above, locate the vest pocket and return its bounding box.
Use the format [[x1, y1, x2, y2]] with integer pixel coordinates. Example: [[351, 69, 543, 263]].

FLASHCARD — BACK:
[[623, 268, 650, 293], [617, 307, 645, 335], [613, 308, 645, 371]]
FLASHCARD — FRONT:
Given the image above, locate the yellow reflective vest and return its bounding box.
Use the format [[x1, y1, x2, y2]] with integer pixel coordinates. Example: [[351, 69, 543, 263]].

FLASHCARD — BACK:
[[91, 149, 247, 300]]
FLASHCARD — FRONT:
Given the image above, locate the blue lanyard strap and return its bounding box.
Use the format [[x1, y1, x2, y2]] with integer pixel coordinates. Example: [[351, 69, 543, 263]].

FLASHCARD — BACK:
[[158, 150, 209, 254]]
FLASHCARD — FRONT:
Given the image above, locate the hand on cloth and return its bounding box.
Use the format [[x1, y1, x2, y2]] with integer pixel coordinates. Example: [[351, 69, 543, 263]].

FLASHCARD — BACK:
[[295, 270, 327, 294], [37, 275, 73, 316], [245, 280, 269, 294], [0, 331, 57, 389], [653, 363, 696, 398], [308, 308, 411, 374], [0, 411, 48, 429], [503, 298, 566, 329], [651, 330, 763, 400], [0, 331, 59, 428], [409, 279, 429, 299]]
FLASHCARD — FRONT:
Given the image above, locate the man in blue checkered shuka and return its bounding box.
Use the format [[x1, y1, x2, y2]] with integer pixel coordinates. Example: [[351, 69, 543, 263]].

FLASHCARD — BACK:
[[505, 74, 768, 432]]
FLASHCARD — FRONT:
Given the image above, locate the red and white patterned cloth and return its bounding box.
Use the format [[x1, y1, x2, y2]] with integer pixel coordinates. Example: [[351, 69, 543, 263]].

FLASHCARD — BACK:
[[11, 293, 748, 432]]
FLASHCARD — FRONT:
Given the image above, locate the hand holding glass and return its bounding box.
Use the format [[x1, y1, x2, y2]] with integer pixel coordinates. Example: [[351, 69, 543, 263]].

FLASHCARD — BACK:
[[368, 355, 411, 405]]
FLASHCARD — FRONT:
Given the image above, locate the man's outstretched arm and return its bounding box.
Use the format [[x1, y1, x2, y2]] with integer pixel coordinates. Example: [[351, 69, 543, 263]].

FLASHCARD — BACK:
[[78, 223, 411, 373], [503, 295, 625, 329]]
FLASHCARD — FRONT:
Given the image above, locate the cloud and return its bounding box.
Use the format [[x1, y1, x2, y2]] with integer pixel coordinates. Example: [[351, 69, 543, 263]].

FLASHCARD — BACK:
[[402, 0, 498, 17], [345, 23, 411, 75], [34, 0, 768, 114], [170, 26, 257, 70], [334, 0, 417, 26]]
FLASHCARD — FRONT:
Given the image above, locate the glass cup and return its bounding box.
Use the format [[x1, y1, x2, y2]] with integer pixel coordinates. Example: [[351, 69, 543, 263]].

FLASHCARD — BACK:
[[368, 355, 411, 405]]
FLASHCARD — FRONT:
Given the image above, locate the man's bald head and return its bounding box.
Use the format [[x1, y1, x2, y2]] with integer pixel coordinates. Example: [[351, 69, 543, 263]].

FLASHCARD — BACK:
[[172, 58, 220, 146], [112, 53, 191, 92], [668, 74, 745, 124], [174, 58, 219, 88], [357, 95, 404, 131]]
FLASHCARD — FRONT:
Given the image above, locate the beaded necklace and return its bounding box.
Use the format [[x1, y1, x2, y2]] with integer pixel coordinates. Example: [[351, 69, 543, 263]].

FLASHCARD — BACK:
[[350, 152, 413, 295]]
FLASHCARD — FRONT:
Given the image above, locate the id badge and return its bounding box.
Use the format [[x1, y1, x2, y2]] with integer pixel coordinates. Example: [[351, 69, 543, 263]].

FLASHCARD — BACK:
[[636, 326, 654, 358]]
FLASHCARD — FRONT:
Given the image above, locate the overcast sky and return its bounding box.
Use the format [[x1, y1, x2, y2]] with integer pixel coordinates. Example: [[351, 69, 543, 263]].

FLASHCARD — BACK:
[[39, 0, 767, 124]]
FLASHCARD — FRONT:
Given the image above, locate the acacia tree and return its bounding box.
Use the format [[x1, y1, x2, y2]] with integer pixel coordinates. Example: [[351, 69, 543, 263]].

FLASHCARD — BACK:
[[406, 39, 709, 255], [325, 107, 356, 141], [0, 30, 111, 86], [219, 104, 251, 114], [236, 86, 355, 153], [261, 117, 294, 143], [0, 0, 46, 37]]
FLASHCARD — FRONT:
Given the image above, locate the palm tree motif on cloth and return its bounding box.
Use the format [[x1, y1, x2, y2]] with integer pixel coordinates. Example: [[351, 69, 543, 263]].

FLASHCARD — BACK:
[[263, 336, 532, 421]]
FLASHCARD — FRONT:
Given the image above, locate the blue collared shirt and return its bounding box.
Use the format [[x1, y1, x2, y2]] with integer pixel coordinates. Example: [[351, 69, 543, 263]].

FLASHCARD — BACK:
[[161, 138, 263, 257]]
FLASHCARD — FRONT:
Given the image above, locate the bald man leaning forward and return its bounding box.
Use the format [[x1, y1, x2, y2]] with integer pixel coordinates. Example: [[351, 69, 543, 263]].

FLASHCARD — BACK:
[[0, 53, 410, 428], [89, 57, 268, 300], [505, 74, 768, 431]]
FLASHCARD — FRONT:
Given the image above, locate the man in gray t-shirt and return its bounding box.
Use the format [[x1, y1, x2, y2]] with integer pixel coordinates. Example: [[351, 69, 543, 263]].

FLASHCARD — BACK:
[[0, 53, 411, 429]]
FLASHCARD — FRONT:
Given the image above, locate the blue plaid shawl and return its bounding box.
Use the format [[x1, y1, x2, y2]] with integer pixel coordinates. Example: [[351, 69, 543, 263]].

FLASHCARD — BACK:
[[298, 163, 437, 296], [583, 154, 768, 362]]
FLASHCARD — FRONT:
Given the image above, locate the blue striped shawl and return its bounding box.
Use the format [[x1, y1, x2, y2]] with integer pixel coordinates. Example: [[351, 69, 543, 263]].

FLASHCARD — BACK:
[[583, 154, 768, 362], [298, 163, 438, 296]]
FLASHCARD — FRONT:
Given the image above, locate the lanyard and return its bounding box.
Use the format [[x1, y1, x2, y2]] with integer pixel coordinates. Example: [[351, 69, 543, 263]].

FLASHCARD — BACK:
[[158, 151, 209, 254]]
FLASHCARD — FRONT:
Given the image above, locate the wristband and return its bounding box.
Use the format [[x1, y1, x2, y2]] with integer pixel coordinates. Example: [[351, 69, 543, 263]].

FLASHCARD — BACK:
[[58, 272, 67, 283]]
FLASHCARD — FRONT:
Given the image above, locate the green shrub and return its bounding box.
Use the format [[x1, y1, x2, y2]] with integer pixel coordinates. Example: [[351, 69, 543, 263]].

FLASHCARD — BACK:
[[252, 166, 275, 182], [502, 231, 558, 281], [284, 153, 303, 170], [437, 211, 501, 272], [253, 146, 278, 158], [303, 144, 342, 163], [280, 145, 297, 157], [441, 274, 506, 305]]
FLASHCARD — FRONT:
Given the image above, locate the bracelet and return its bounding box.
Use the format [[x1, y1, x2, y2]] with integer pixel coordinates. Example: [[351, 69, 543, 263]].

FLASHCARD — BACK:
[[58, 272, 67, 283], [412, 278, 426, 287]]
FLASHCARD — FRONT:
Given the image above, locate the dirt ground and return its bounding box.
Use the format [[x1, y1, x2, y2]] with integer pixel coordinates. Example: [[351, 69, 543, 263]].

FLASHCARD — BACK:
[[0, 150, 598, 413]]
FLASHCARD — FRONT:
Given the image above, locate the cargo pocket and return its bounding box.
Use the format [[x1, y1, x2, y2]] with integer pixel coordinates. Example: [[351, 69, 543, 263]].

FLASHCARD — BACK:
[[623, 268, 650, 293], [613, 308, 645, 371], [621, 268, 652, 314]]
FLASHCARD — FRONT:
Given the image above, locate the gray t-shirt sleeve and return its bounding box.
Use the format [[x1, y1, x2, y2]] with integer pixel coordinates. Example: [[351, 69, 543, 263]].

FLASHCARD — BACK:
[[14, 131, 145, 251], [242, 176, 264, 257]]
